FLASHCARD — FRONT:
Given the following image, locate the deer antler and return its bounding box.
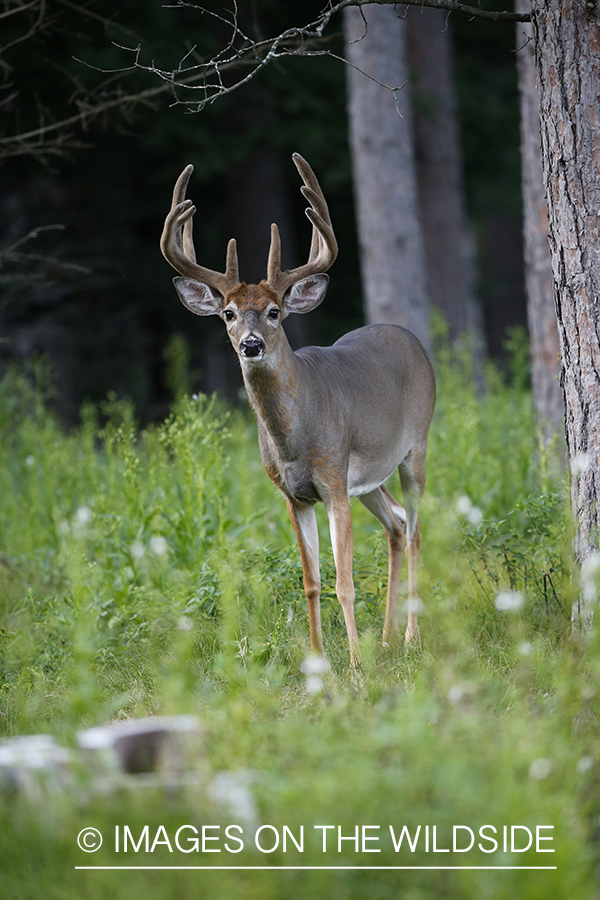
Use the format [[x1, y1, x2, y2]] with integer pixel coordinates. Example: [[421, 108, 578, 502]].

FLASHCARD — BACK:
[[160, 164, 240, 297], [266, 153, 338, 298]]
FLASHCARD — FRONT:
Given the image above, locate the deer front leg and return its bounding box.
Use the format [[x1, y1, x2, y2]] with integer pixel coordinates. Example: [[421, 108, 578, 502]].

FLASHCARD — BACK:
[[286, 498, 323, 655], [358, 485, 407, 646], [325, 495, 361, 665]]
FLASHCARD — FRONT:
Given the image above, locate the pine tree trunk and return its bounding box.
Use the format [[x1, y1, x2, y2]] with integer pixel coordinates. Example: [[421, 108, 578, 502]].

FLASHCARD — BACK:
[[531, 0, 600, 565], [515, 0, 563, 442], [343, 5, 430, 354], [407, 7, 484, 349]]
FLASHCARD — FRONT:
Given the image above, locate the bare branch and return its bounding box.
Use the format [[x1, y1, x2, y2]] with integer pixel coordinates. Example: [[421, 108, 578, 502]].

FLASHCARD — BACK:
[[0, 0, 40, 22], [0, 224, 65, 261], [113, 0, 529, 114], [55, 0, 141, 39], [0, 80, 172, 149], [0, 0, 48, 64], [0, 0, 528, 160], [345, 0, 528, 22]]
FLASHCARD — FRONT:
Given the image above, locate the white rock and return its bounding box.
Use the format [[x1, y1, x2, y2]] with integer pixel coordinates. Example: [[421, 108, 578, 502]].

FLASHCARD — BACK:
[[0, 734, 75, 797], [77, 715, 204, 775]]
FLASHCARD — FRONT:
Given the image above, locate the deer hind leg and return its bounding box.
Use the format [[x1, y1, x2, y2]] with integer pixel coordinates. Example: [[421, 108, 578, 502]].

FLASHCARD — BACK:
[[399, 447, 427, 645], [325, 495, 361, 665], [358, 485, 407, 646], [286, 499, 323, 655]]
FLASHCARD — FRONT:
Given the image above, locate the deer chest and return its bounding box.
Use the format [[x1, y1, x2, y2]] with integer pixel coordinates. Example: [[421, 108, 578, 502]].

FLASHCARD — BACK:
[[261, 453, 321, 505]]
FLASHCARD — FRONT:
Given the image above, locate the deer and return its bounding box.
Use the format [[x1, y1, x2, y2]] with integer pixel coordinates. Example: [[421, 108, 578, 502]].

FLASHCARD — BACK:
[[161, 153, 435, 664]]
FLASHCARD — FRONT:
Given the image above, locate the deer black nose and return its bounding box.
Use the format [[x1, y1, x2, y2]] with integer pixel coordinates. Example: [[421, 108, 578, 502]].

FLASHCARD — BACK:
[[239, 335, 265, 358]]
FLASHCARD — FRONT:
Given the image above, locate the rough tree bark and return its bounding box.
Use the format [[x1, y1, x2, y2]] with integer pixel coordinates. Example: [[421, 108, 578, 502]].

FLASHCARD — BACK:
[[407, 7, 484, 348], [531, 0, 600, 566], [515, 0, 563, 441], [343, 4, 431, 354]]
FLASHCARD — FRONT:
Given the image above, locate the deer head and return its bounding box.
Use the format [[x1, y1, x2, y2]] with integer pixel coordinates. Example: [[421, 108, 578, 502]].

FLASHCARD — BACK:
[[160, 154, 338, 364]]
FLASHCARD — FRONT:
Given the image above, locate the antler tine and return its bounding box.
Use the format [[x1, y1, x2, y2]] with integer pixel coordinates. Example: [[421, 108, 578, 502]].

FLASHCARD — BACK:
[[172, 164, 194, 206], [301, 186, 328, 263], [182, 212, 196, 264], [225, 237, 240, 284], [295, 154, 337, 257], [161, 165, 240, 296], [265, 154, 338, 298], [267, 223, 282, 283]]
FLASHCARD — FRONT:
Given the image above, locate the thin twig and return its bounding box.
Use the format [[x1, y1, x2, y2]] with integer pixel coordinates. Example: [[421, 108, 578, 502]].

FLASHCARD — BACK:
[[0, 224, 65, 260]]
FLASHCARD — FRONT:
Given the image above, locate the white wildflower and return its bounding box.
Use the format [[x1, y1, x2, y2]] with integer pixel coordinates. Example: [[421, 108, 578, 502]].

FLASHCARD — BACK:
[[467, 506, 483, 526], [495, 590, 524, 612], [306, 675, 324, 694], [131, 541, 145, 561], [301, 654, 329, 694], [455, 495, 482, 525], [447, 685, 465, 704], [72, 506, 92, 536], [570, 452, 591, 477], [529, 758, 553, 780], [150, 536, 168, 557], [582, 552, 600, 576], [76, 506, 92, 525], [301, 654, 330, 676], [455, 495, 473, 516], [447, 682, 476, 704], [208, 770, 259, 832], [25, 455, 35, 467], [177, 616, 193, 632], [577, 755, 594, 774], [518, 641, 533, 656], [581, 551, 600, 603], [405, 597, 424, 615]]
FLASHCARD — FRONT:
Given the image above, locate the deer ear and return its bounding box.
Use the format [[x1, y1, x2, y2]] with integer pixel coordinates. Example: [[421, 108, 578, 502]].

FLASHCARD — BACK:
[[283, 274, 329, 315], [173, 276, 223, 316]]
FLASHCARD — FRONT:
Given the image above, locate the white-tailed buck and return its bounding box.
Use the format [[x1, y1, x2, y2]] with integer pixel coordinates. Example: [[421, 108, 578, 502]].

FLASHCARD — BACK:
[[161, 154, 435, 663]]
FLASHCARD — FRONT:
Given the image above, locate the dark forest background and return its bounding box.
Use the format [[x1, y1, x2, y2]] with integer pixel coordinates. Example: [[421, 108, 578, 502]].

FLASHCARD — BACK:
[[0, 0, 523, 423]]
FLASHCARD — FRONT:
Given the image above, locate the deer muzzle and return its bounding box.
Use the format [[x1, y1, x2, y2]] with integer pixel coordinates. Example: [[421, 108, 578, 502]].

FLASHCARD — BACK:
[[239, 335, 266, 359]]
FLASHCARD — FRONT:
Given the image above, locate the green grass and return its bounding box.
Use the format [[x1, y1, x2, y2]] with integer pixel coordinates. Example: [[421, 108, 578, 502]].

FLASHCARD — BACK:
[[0, 349, 597, 899]]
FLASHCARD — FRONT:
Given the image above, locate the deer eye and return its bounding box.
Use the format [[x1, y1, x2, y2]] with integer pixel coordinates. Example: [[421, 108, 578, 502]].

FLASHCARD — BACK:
[[224, 309, 236, 322], [267, 307, 280, 320]]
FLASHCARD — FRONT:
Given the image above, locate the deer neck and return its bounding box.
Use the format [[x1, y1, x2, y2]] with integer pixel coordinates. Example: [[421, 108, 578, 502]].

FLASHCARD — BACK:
[[240, 334, 301, 457]]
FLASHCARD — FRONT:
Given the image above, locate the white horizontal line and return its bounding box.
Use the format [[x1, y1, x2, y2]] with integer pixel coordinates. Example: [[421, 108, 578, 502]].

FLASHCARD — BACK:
[[75, 866, 558, 871]]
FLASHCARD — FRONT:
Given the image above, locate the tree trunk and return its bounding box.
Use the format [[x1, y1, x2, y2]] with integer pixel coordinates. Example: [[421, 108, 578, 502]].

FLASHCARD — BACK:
[[515, 0, 563, 442], [407, 7, 484, 349], [531, 0, 600, 566], [343, 4, 431, 354]]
